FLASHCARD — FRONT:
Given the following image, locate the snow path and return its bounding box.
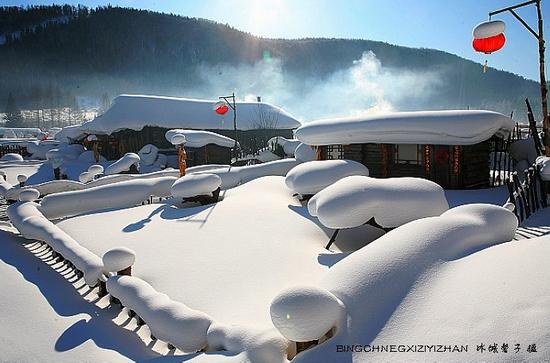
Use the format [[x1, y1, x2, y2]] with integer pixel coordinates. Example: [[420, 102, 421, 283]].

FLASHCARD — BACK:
[[56, 176, 333, 329], [514, 207, 550, 240]]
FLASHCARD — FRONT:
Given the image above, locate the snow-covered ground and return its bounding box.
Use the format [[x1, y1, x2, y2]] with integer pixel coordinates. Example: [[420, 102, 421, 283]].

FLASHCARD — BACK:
[[56, 177, 333, 329], [1, 151, 549, 362]]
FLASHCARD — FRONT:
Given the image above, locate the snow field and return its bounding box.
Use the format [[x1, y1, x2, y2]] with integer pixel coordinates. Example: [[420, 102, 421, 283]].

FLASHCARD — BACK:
[[171, 173, 222, 199]]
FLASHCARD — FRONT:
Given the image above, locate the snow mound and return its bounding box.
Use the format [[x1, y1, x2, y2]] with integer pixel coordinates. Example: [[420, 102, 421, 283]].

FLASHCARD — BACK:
[[106, 275, 213, 352], [102, 247, 136, 273], [7, 201, 104, 286], [294, 143, 316, 162], [170, 134, 186, 145], [171, 173, 221, 199], [165, 129, 236, 148], [18, 188, 40, 202], [78, 171, 93, 183], [285, 160, 369, 195], [105, 153, 140, 175], [290, 204, 518, 363], [508, 137, 538, 165], [268, 137, 301, 156], [17, 174, 27, 184], [154, 153, 167, 168], [197, 159, 301, 189], [138, 144, 158, 166], [536, 156, 550, 181], [207, 323, 290, 363], [270, 286, 343, 342], [26, 140, 59, 159], [88, 164, 104, 176], [308, 175, 449, 229], [77, 150, 106, 163], [295, 110, 514, 146], [0, 178, 12, 197], [40, 177, 176, 219], [1, 153, 23, 161]]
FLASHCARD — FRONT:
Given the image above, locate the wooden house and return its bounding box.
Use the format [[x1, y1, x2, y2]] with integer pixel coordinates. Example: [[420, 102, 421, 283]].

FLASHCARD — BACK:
[[60, 95, 300, 164], [295, 110, 515, 189]]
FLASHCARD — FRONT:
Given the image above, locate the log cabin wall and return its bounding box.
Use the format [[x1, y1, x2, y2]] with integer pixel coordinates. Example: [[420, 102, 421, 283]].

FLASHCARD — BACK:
[[324, 140, 493, 189], [100, 126, 294, 160]]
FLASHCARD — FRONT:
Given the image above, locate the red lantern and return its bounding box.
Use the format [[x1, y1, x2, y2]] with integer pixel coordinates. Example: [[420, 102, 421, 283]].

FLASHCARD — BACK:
[[473, 33, 506, 54], [472, 20, 506, 54], [213, 101, 229, 115]]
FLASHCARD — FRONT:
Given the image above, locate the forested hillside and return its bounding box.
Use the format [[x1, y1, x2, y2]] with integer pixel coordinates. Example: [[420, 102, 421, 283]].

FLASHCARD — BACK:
[[0, 5, 541, 122]]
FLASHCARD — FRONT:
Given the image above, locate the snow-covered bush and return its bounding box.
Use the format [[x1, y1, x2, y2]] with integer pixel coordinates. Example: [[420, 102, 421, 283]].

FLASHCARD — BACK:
[[105, 153, 140, 175], [154, 153, 167, 168], [308, 175, 449, 229], [40, 177, 177, 219], [268, 137, 301, 156], [1, 153, 23, 161], [18, 188, 40, 202], [171, 173, 222, 199], [107, 275, 213, 352], [285, 160, 369, 196], [102, 247, 136, 273], [270, 285, 344, 342], [17, 174, 27, 185], [294, 143, 316, 162], [138, 144, 159, 166]]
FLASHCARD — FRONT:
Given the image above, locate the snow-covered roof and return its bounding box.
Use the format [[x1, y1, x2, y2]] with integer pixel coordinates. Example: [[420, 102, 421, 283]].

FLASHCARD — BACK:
[[77, 94, 301, 135], [295, 110, 515, 146]]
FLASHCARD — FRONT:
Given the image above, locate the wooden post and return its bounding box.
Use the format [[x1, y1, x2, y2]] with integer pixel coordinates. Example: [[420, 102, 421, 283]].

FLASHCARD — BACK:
[[536, 0, 550, 156], [178, 145, 187, 177]]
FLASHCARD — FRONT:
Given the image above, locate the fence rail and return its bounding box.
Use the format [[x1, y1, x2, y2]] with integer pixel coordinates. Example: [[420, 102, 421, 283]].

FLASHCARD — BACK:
[[0, 145, 28, 158], [506, 165, 548, 223]]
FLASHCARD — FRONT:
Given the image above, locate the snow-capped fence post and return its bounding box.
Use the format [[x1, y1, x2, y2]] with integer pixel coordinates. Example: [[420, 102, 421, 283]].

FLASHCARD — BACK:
[[17, 175, 27, 187], [505, 164, 548, 223], [102, 248, 136, 305]]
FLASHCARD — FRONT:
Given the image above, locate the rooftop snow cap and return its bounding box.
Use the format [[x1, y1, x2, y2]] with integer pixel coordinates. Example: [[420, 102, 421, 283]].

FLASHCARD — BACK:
[[77, 94, 301, 135], [295, 110, 514, 146]]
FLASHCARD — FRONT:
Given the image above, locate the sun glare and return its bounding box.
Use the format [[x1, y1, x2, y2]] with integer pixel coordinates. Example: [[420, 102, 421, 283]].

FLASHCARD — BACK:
[[246, 0, 289, 37]]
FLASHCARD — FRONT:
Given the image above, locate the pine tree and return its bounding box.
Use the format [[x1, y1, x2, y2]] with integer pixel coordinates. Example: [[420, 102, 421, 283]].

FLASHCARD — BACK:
[[4, 92, 24, 128]]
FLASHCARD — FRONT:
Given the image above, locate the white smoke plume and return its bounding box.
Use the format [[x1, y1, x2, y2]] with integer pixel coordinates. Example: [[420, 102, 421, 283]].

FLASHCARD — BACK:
[[183, 51, 443, 122]]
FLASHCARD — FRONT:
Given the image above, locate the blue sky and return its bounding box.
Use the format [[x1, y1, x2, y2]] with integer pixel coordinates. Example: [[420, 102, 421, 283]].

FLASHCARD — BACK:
[[3, 0, 550, 81]]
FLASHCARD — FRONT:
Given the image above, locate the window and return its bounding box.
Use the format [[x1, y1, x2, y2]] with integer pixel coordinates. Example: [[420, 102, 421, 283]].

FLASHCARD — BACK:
[[326, 145, 344, 160], [394, 144, 421, 165]]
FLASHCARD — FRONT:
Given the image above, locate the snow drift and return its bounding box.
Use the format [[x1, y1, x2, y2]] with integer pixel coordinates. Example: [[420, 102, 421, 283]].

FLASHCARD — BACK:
[[40, 177, 176, 219], [285, 160, 369, 195], [104, 153, 141, 175], [171, 173, 221, 199], [165, 129, 236, 148], [281, 204, 518, 363], [308, 175, 449, 229]]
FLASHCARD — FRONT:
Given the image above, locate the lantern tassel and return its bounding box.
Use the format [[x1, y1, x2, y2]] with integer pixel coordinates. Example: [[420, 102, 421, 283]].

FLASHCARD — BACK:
[[483, 60, 488, 73]]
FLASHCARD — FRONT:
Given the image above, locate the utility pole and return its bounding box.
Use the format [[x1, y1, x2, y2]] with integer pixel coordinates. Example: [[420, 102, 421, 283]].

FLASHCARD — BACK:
[[219, 93, 239, 161], [489, 0, 550, 156]]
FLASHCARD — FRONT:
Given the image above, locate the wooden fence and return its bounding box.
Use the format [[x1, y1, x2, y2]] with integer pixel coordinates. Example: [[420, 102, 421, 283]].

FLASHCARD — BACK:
[[505, 165, 548, 223], [0, 145, 28, 158]]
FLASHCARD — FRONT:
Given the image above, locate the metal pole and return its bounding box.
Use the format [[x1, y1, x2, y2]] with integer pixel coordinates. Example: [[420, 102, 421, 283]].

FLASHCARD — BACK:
[[536, 0, 550, 156], [232, 92, 238, 161]]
